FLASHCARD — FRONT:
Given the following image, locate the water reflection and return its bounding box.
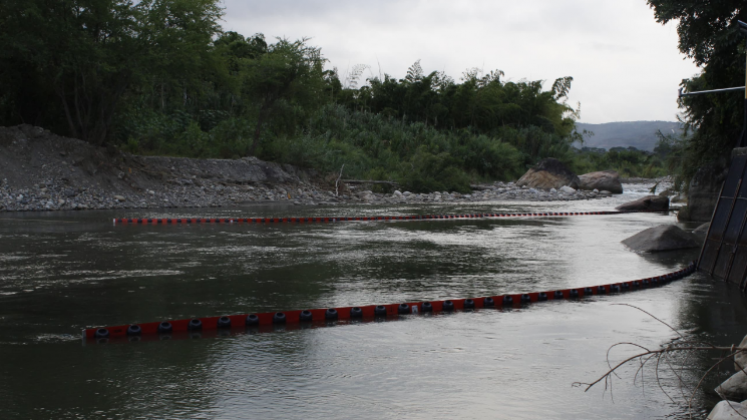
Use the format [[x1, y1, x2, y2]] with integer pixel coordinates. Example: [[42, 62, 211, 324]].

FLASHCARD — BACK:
[[0, 184, 744, 419]]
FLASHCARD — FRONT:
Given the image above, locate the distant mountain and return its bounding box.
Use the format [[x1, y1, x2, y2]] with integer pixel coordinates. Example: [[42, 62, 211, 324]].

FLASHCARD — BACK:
[[574, 121, 683, 152]]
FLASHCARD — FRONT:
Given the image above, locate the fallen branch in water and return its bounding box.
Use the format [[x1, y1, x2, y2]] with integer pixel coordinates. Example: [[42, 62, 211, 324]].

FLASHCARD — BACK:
[[574, 304, 747, 419]]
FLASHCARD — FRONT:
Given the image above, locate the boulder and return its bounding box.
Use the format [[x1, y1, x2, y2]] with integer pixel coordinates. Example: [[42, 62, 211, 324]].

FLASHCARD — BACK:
[[559, 186, 576, 194], [516, 158, 579, 190], [735, 334, 747, 372], [693, 222, 710, 238], [707, 400, 747, 419], [578, 171, 623, 194], [682, 163, 728, 222], [621, 224, 700, 253], [616, 195, 669, 212], [717, 371, 747, 400]]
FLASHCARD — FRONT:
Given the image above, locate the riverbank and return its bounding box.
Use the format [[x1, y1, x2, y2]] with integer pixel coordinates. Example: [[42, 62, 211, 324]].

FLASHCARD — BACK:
[[1, 125, 620, 213]]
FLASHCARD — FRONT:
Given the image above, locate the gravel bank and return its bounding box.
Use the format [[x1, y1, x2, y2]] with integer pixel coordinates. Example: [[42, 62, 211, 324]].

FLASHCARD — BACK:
[[0, 125, 610, 213]]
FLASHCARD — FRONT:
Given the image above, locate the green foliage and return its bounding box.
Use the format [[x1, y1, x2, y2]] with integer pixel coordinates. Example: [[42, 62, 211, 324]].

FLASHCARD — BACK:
[[0, 0, 223, 145], [255, 104, 524, 192], [237, 37, 327, 154], [647, 0, 746, 190], [573, 147, 668, 179], [0, 0, 668, 193]]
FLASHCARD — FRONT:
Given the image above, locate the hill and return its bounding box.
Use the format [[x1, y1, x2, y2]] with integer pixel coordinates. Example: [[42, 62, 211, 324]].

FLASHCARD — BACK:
[[574, 121, 683, 151]]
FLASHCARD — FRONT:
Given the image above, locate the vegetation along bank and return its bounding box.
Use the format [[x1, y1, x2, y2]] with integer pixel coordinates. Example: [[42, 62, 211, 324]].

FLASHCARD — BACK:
[[0, 0, 673, 204]]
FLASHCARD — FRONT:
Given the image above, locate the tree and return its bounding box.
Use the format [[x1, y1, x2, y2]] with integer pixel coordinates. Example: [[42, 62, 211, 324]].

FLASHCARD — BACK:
[[647, 0, 747, 186], [0, 0, 223, 145], [238, 38, 326, 155]]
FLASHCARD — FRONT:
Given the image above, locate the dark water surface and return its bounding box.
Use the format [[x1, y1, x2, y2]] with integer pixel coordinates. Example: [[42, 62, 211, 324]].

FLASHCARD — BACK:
[[1, 185, 746, 419]]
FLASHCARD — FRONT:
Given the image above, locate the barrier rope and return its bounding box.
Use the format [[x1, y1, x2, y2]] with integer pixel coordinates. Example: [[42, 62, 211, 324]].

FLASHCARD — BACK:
[[113, 210, 631, 226], [84, 261, 697, 342]]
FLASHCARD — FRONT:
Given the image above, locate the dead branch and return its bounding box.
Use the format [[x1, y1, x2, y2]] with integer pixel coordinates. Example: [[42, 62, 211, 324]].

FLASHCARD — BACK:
[[335, 164, 345, 197], [575, 304, 747, 419]]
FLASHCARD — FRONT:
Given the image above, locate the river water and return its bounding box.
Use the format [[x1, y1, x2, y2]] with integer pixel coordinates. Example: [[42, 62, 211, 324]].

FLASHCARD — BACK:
[[0, 184, 745, 419]]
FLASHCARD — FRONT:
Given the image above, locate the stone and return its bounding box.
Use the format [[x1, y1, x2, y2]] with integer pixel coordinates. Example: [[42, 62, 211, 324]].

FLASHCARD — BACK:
[[114, 195, 126, 202], [616, 195, 669, 212], [735, 334, 747, 372], [707, 400, 747, 419], [516, 158, 580, 190], [683, 163, 728, 222], [560, 186, 576, 194], [717, 371, 747, 400], [622, 224, 700, 253], [393, 190, 403, 197], [693, 222, 710, 238], [578, 170, 623, 194]]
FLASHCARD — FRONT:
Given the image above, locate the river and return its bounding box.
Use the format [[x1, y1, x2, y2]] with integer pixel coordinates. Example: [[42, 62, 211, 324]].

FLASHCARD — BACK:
[[0, 184, 744, 419]]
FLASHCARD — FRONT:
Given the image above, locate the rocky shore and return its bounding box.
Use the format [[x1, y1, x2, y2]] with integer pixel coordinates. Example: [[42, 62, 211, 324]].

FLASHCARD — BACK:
[[0, 125, 611, 213]]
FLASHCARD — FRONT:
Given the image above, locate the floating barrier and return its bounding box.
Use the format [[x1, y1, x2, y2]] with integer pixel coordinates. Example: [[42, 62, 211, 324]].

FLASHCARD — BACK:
[[84, 261, 697, 342], [111, 210, 642, 226]]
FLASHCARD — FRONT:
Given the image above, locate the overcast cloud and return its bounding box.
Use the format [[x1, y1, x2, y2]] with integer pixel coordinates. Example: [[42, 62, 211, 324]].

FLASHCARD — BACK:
[[221, 0, 699, 123]]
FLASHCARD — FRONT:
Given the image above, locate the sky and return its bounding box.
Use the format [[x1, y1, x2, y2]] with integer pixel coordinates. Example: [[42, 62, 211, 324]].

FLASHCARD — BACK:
[[220, 0, 700, 124]]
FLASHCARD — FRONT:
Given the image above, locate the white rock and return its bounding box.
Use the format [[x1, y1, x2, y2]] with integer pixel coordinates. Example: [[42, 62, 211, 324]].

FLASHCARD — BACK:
[[707, 400, 747, 419], [114, 195, 126, 202], [393, 190, 403, 197], [550, 188, 557, 193], [560, 186, 576, 194], [717, 371, 747, 400], [735, 334, 747, 371]]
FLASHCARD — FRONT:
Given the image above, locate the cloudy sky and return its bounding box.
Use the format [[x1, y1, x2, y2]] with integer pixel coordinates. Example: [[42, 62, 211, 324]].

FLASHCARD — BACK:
[[221, 0, 699, 124]]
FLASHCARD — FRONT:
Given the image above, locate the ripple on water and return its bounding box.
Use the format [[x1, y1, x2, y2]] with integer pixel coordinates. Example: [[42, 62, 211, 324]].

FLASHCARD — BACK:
[[0, 194, 737, 420]]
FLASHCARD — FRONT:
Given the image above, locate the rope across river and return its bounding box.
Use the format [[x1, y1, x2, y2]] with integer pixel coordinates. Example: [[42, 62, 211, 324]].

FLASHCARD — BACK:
[[86, 209, 694, 342]]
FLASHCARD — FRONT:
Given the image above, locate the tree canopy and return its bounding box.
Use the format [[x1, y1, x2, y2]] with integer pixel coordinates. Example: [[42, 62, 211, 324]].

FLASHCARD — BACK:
[[648, 0, 747, 187], [0, 0, 654, 192]]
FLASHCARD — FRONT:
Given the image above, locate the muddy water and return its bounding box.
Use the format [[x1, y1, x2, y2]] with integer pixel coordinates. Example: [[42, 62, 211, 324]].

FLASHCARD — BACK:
[[0, 184, 745, 419]]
